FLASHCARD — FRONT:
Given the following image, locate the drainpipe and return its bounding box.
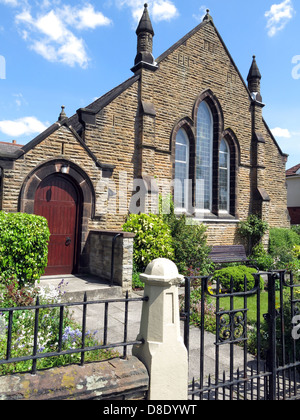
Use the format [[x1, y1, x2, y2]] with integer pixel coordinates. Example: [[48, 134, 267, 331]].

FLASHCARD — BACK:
[[110, 233, 122, 287]]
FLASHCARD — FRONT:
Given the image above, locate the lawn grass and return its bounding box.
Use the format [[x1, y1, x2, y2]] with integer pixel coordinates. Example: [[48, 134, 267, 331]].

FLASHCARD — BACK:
[[215, 291, 280, 324]]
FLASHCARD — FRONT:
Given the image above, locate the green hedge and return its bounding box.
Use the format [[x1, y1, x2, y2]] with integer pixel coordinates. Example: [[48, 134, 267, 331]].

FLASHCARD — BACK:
[[0, 212, 50, 285], [123, 213, 174, 272], [212, 265, 264, 292]]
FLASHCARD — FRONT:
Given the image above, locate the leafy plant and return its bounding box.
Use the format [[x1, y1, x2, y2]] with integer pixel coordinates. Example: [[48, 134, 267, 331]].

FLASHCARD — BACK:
[[238, 214, 268, 251], [0, 282, 118, 375], [123, 213, 174, 272], [0, 211, 50, 285], [268, 228, 300, 274], [212, 265, 264, 292], [132, 263, 144, 289], [250, 243, 274, 271], [160, 196, 212, 275], [269, 227, 300, 256]]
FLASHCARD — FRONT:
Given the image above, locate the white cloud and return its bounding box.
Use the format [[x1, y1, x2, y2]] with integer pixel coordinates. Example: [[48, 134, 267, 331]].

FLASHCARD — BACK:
[[61, 4, 112, 30], [0, 0, 20, 6], [8, 2, 112, 68], [271, 127, 292, 138], [118, 0, 178, 23], [265, 0, 294, 37], [152, 0, 178, 22], [0, 117, 48, 137], [15, 9, 90, 68], [193, 6, 208, 22]]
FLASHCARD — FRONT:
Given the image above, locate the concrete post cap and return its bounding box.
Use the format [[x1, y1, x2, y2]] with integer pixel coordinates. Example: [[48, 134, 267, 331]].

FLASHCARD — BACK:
[[140, 258, 184, 286]]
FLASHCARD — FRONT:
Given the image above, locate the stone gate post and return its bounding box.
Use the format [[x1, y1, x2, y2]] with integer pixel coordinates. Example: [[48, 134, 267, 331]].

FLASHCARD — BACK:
[[133, 258, 188, 400]]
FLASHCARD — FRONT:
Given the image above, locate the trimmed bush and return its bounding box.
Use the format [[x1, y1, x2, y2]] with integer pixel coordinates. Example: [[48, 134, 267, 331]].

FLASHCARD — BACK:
[[0, 211, 50, 285], [212, 265, 264, 292], [123, 213, 174, 272]]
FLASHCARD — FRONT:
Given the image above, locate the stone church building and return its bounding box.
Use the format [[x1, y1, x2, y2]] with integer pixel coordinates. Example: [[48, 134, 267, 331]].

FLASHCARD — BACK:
[[0, 6, 289, 284]]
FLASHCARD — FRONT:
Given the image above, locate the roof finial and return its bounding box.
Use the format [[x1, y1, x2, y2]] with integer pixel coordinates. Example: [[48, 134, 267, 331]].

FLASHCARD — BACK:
[[136, 2, 154, 36], [132, 2, 158, 73], [203, 8, 213, 22], [58, 105, 67, 121], [247, 55, 263, 102]]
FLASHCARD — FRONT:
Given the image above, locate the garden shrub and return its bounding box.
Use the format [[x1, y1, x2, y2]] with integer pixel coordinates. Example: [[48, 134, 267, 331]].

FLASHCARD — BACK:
[[238, 214, 268, 251], [168, 215, 212, 275], [161, 196, 212, 275], [212, 265, 264, 292], [291, 225, 300, 237], [250, 243, 274, 271], [269, 228, 300, 271], [0, 211, 50, 285], [123, 213, 174, 272], [269, 227, 300, 256]]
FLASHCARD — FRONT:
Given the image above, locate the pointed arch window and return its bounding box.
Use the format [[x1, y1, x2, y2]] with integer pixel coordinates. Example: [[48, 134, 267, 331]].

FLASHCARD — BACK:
[[174, 128, 189, 211], [172, 94, 238, 219], [195, 101, 213, 211], [219, 139, 230, 212]]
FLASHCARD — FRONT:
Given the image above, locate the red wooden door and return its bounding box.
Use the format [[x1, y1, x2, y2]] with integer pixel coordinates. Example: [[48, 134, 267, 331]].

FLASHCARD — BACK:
[[34, 175, 80, 276]]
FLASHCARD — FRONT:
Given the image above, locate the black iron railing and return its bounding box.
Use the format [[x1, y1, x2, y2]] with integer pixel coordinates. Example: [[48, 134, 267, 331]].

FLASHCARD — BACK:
[[182, 270, 300, 400], [0, 291, 148, 375]]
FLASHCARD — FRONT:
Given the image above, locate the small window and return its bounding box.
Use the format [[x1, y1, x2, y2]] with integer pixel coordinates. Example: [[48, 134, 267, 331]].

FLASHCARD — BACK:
[[174, 128, 189, 211], [219, 139, 230, 212]]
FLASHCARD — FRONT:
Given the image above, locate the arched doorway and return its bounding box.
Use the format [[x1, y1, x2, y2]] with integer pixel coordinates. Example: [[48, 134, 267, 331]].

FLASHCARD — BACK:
[[34, 174, 82, 276]]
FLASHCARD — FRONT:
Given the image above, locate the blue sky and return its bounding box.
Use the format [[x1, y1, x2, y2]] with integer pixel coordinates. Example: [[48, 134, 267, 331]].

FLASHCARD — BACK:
[[0, 0, 299, 169]]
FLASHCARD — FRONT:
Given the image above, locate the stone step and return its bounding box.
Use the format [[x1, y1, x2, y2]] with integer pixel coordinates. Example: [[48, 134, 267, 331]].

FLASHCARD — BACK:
[[37, 274, 123, 303]]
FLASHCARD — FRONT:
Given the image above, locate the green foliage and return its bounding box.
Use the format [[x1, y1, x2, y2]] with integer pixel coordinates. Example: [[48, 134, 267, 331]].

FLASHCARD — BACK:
[[0, 275, 39, 308], [168, 214, 212, 275], [291, 225, 300, 237], [238, 214, 268, 249], [212, 265, 264, 292], [123, 213, 174, 272], [179, 285, 217, 332], [269, 227, 300, 256], [268, 228, 300, 273], [0, 211, 50, 285], [250, 243, 274, 271], [0, 282, 118, 375], [161, 196, 212, 275], [132, 264, 145, 289]]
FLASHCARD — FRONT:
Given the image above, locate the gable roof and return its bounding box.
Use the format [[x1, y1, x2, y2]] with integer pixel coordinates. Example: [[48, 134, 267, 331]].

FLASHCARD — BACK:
[[156, 19, 252, 102], [0, 141, 23, 160], [156, 18, 288, 159], [0, 118, 115, 171]]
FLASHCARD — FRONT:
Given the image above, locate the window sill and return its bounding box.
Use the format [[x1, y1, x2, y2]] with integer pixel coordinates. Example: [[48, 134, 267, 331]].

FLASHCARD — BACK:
[[174, 209, 240, 224]]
